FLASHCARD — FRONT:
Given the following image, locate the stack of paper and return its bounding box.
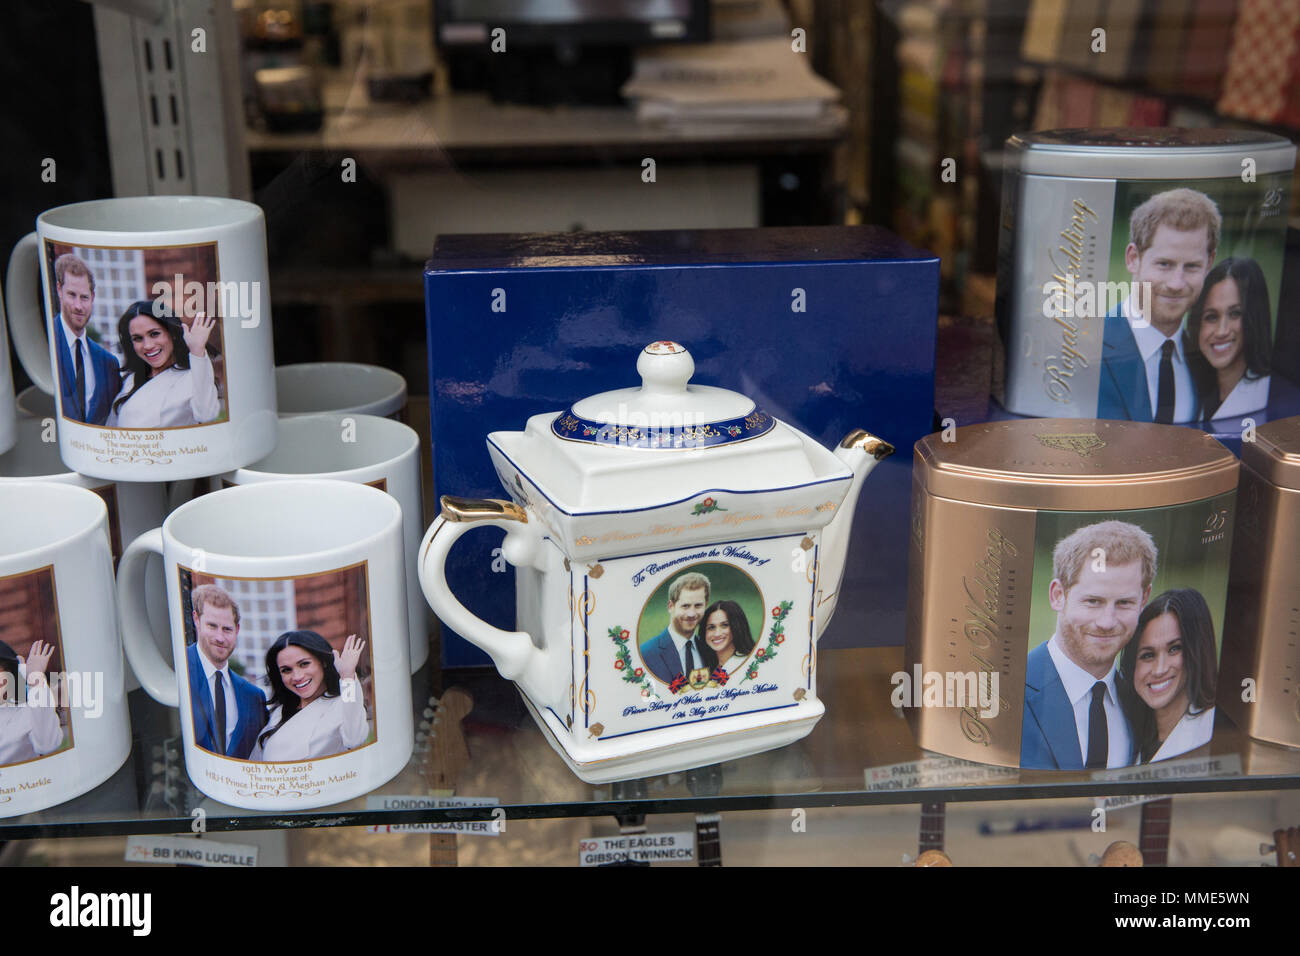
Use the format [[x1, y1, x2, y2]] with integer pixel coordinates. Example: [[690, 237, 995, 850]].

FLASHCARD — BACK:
[[621, 36, 841, 125]]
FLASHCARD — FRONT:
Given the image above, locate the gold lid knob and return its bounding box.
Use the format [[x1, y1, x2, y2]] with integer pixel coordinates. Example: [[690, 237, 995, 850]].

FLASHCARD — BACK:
[[1100, 841, 1144, 867], [913, 849, 953, 867]]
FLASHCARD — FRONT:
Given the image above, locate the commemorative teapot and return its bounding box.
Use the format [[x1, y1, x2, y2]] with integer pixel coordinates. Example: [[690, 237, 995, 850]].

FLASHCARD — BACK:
[[417, 341, 893, 782]]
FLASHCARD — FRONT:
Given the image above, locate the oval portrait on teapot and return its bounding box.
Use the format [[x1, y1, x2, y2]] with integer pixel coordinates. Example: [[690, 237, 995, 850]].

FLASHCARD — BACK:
[[635, 562, 765, 694]]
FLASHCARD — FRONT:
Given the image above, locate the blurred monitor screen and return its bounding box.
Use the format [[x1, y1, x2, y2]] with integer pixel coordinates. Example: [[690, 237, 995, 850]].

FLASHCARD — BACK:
[[438, 0, 705, 45]]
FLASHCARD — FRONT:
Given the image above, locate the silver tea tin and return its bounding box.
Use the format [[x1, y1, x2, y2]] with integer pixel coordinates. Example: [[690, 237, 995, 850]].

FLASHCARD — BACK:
[[995, 128, 1295, 421]]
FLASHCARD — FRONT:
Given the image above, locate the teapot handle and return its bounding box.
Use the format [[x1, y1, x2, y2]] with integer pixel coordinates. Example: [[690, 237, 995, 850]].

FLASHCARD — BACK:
[[417, 496, 543, 684]]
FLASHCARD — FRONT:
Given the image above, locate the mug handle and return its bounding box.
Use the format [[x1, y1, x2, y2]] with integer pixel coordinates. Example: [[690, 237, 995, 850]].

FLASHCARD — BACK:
[[417, 496, 544, 684], [4, 232, 56, 394], [117, 528, 179, 707]]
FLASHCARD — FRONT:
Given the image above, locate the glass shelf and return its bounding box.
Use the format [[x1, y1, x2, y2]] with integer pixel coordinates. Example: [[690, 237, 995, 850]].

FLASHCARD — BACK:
[[3, 647, 1297, 839]]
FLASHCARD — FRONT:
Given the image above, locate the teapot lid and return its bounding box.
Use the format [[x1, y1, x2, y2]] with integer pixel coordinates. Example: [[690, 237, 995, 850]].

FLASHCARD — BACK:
[[551, 341, 776, 450], [489, 341, 855, 517]]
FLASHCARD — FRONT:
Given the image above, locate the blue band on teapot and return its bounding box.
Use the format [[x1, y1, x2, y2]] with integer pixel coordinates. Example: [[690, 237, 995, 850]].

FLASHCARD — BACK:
[[551, 406, 776, 449]]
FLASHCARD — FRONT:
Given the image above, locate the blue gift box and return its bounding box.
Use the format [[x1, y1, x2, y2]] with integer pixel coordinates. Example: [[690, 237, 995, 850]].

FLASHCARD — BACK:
[[425, 226, 939, 666]]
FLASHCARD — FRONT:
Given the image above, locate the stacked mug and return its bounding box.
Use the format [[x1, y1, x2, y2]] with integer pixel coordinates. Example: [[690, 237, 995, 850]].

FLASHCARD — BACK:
[[1, 196, 416, 815]]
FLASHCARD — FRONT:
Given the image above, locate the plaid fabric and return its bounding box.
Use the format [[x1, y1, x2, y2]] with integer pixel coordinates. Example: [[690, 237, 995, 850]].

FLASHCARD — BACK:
[[1181, 0, 1238, 100], [1284, 9, 1300, 125], [1218, 0, 1300, 122]]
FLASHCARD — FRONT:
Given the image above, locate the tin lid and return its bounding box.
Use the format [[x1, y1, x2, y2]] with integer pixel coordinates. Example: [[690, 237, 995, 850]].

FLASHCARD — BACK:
[[1007, 128, 1296, 179], [914, 419, 1238, 510], [1242, 415, 1300, 492]]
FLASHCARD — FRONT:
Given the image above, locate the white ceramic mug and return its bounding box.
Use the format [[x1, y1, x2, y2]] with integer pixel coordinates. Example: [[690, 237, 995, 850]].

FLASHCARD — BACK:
[[0, 278, 17, 455], [4, 195, 277, 481], [0, 416, 172, 690], [0, 483, 131, 818], [275, 363, 407, 421], [220, 413, 429, 672], [15, 385, 55, 421], [117, 480, 413, 810]]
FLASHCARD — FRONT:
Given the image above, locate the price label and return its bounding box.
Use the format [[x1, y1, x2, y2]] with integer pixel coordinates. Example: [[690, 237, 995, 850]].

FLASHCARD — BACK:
[[124, 835, 258, 867], [578, 832, 695, 866], [364, 794, 501, 835]]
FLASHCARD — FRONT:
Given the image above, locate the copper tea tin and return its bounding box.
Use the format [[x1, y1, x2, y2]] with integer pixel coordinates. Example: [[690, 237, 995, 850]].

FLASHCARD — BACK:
[[905, 418, 1238, 769], [1219, 415, 1300, 749]]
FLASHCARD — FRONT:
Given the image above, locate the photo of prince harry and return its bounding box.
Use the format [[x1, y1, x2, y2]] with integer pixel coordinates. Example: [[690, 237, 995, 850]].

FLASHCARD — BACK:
[[1021, 521, 1157, 771], [639, 571, 710, 684], [52, 253, 120, 426], [1100, 189, 1221, 424]]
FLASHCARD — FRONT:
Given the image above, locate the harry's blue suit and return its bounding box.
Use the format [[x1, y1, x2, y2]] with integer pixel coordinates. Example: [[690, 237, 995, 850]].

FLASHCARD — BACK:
[[54, 315, 120, 425], [1097, 306, 1199, 422], [186, 643, 266, 759], [640, 628, 689, 684], [1021, 642, 1134, 770]]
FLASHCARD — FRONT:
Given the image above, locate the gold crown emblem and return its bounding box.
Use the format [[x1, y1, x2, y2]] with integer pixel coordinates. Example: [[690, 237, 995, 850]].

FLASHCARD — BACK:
[[1035, 433, 1106, 458]]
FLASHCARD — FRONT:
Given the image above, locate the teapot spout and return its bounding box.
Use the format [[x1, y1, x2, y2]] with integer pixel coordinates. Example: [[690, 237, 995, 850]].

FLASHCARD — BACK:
[[816, 430, 894, 638]]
